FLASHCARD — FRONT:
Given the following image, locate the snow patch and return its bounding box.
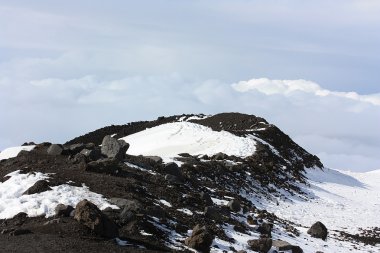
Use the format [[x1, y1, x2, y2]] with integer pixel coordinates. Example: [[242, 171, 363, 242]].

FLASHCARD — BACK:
[[123, 122, 256, 163], [0, 145, 35, 160], [0, 170, 118, 219]]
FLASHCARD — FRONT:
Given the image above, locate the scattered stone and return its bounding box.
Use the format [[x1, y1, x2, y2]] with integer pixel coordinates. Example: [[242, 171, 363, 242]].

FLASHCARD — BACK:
[[23, 180, 51, 195], [200, 191, 213, 206], [144, 156, 163, 164], [227, 199, 241, 212], [307, 221, 328, 240], [47, 144, 63, 155], [101, 135, 129, 160], [74, 199, 119, 238], [204, 206, 223, 222], [80, 148, 101, 161], [247, 238, 272, 253], [55, 204, 74, 217], [257, 222, 273, 237], [185, 225, 214, 253]]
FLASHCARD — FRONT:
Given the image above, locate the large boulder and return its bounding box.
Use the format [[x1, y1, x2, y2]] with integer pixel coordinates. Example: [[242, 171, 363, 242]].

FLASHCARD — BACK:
[[307, 221, 328, 240], [80, 148, 101, 161], [23, 180, 51, 195], [47, 144, 63, 155], [101, 135, 129, 160], [247, 238, 272, 253], [185, 225, 214, 253], [74, 199, 118, 238], [272, 240, 303, 253]]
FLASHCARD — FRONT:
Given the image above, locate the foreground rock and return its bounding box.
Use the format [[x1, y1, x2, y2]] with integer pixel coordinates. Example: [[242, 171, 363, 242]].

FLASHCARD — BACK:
[[101, 135, 129, 160], [47, 144, 63, 155], [272, 240, 303, 253], [23, 180, 51, 195], [248, 238, 272, 252], [74, 199, 118, 238], [185, 225, 214, 253], [307, 221, 328, 240]]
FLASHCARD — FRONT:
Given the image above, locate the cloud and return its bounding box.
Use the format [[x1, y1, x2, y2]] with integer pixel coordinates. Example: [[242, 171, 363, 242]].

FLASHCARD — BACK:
[[232, 78, 380, 106]]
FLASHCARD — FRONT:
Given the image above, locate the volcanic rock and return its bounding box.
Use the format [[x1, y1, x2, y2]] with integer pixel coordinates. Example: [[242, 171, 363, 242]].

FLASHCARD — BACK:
[[47, 144, 63, 155], [55, 204, 74, 217], [247, 238, 272, 252], [227, 199, 241, 212], [74, 199, 118, 238], [185, 225, 214, 253], [23, 180, 51, 195], [307, 221, 328, 240], [100, 135, 129, 160]]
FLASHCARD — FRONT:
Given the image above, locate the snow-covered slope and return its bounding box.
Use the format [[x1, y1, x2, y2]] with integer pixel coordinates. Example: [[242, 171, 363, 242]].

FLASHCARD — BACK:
[[123, 122, 256, 162], [0, 145, 35, 160]]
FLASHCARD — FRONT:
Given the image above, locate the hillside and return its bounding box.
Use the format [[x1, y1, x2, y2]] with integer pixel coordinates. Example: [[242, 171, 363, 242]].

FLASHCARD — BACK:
[[0, 113, 377, 253]]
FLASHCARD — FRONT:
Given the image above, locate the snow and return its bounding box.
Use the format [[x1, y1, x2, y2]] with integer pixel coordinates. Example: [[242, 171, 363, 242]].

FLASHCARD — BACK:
[[176, 208, 193, 216], [0, 145, 35, 160], [0, 170, 118, 219], [159, 199, 172, 207], [123, 122, 256, 163]]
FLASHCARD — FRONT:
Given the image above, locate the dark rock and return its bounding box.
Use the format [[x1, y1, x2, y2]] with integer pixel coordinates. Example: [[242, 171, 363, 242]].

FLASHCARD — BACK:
[[163, 162, 182, 178], [74, 199, 119, 238], [80, 148, 101, 161], [204, 206, 223, 222], [101, 135, 129, 160], [247, 238, 272, 252], [109, 198, 142, 211], [145, 205, 166, 219], [144, 156, 163, 164], [257, 222, 273, 237], [69, 143, 85, 154], [307, 221, 328, 240], [23, 180, 51, 195], [227, 199, 241, 212], [55, 204, 74, 217], [200, 191, 213, 206], [9, 229, 32, 236], [165, 174, 181, 184], [213, 152, 228, 160], [47, 144, 63, 155], [175, 223, 188, 234], [85, 158, 121, 173], [185, 225, 214, 253]]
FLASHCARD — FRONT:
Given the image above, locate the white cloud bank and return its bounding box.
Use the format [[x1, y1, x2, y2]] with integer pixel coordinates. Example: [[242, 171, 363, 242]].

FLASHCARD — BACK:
[[232, 78, 380, 105], [1, 68, 379, 172]]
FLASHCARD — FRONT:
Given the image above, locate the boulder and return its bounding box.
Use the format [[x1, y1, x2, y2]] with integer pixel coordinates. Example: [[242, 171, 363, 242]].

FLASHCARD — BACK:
[[80, 148, 101, 161], [74, 199, 118, 238], [185, 225, 214, 253], [247, 238, 272, 253], [272, 240, 303, 252], [227, 199, 241, 212], [247, 215, 258, 225], [47, 144, 63, 155], [307, 221, 328, 240], [101, 135, 129, 160], [55, 204, 74, 217], [85, 158, 121, 173], [23, 180, 51, 195], [257, 222, 273, 237], [109, 198, 143, 211], [144, 156, 163, 164], [213, 152, 228, 160], [68, 143, 85, 154], [163, 162, 182, 178]]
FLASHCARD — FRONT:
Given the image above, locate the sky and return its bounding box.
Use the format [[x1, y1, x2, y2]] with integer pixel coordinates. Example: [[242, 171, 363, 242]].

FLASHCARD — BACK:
[[0, 0, 379, 172]]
